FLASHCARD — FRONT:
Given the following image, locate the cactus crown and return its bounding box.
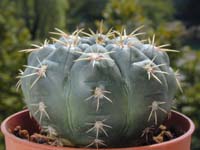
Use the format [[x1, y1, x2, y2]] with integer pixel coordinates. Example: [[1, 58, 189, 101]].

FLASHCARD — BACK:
[[18, 24, 181, 148]]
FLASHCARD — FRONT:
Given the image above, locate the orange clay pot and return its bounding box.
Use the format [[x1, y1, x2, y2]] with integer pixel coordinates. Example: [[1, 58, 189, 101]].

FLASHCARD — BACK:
[[1, 109, 195, 150]]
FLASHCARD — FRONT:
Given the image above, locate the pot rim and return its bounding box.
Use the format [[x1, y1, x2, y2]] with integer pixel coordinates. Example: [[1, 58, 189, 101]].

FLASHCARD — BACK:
[[1, 109, 195, 150]]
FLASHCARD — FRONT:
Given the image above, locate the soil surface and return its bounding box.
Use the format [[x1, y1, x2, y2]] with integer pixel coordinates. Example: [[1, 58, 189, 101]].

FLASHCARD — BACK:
[[132, 124, 185, 146], [11, 124, 185, 147]]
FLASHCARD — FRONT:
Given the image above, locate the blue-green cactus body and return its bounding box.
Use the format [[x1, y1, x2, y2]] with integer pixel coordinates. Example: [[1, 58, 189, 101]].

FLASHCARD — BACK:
[[20, 29, 177, 148]]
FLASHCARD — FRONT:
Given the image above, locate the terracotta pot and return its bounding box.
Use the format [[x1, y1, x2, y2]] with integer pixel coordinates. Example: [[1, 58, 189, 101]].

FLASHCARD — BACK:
[[1, 109, 195, 150]]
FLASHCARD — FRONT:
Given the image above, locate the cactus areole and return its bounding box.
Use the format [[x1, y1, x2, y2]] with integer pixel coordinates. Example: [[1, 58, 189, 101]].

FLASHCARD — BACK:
[[18, 26, 179, 148]]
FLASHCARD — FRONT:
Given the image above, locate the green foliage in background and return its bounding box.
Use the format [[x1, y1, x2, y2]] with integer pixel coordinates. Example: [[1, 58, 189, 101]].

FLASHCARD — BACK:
[[0, 0, 30, 149], [175, 48, 200, 149], [102, 0, 185, 48], [16, 0, 69, 39], [0, 0, 199, 149], [67, 0, 107, 31], [103, 0, 148, 30], [103, 0, 175, 27]]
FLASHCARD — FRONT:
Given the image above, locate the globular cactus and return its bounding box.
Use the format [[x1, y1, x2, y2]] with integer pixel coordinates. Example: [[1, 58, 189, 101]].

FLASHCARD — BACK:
[[18, 25, 180, 148]]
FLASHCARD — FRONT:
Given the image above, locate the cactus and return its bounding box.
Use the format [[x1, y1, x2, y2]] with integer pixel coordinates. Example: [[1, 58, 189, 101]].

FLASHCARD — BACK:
[[18, 25, 180, 148]]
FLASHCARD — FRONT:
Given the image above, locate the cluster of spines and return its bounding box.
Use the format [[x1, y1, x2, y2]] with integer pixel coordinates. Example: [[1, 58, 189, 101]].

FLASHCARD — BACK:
[[84, 86, 112, 148], [17, 23, 182, 148]]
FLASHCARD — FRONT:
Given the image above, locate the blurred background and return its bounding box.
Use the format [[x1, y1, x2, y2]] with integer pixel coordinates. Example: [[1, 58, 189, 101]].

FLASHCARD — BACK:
[[0, 0, 199, 149]]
